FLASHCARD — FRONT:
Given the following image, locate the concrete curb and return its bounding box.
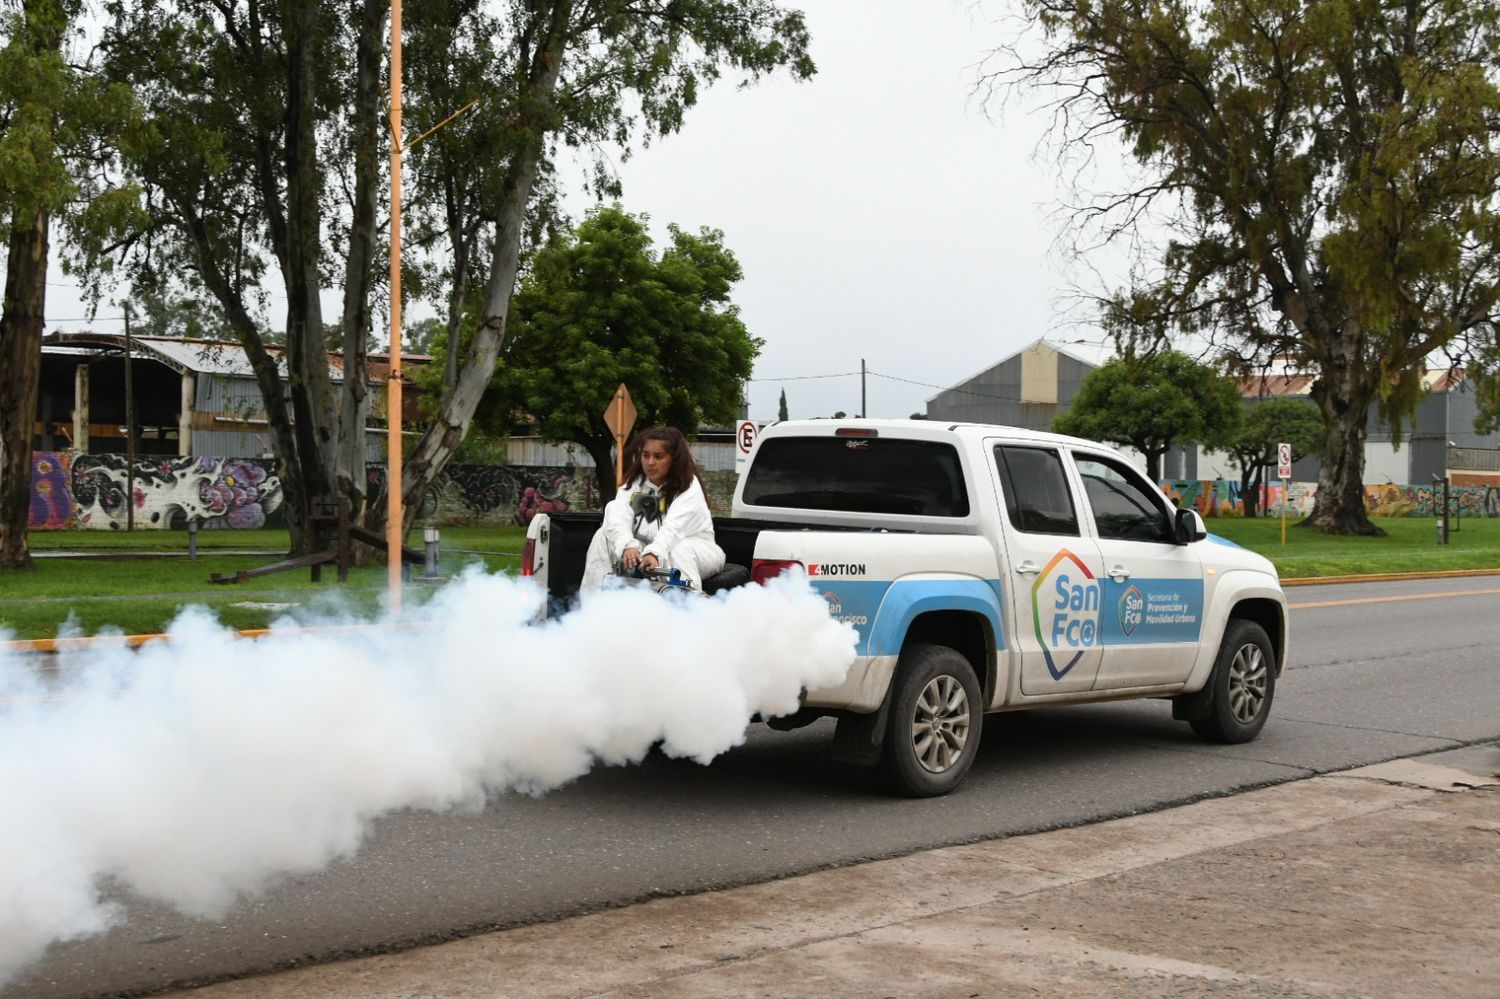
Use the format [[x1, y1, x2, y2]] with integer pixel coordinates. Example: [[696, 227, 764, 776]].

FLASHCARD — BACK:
[[1281, 566, 1500, 586]]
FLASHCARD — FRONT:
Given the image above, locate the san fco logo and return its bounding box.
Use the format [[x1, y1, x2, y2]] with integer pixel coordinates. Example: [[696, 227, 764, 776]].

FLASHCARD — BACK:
[[1119, 584, 1145, 637], [1030, 549, 1101, 680], [821, 591, 869, 627]]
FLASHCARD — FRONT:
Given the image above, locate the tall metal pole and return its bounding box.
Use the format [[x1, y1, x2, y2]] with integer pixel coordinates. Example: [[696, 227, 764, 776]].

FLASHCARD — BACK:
[[124, 303, 135, 531], [386, 0, 405, 609], [860, 358, 866, 418]]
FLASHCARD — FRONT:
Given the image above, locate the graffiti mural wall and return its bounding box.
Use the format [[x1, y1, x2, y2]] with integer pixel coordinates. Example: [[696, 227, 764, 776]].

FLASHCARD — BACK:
[[29, 452, 75, 529], [1160, 478, 1497, 519], [37, 456, 1490, 530], [70, 454, 286, 530], [27, 454, 702, 530]]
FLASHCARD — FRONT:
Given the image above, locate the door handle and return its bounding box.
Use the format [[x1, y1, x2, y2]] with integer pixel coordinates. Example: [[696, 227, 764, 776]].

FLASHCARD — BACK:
[[1014, 560, 1041, 575], [1107, 565, 1131, 581]]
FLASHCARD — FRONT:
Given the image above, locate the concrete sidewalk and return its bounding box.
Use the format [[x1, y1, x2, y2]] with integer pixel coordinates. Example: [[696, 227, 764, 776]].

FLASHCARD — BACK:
[[179, 746, 1500, 999]]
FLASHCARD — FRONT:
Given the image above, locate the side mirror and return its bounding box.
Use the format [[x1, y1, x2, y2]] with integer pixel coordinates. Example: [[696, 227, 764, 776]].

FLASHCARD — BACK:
[[1174, 507, 1207, 544]]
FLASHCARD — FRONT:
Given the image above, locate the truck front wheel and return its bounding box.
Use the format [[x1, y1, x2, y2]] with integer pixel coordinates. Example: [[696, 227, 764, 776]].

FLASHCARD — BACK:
[[1182, 619, 1276, 743], [879, 643, 983, 797]]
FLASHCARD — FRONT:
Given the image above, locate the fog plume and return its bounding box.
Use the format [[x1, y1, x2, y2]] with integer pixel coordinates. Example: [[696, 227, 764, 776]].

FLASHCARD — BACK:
[[0, 570, 855, 984]]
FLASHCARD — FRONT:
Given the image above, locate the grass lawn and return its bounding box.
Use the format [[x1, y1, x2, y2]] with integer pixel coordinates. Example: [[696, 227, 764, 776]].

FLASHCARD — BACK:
[[4, 517, 1498, 641], [1205, 516, 1500, 579], [1, 526, 527, 641]]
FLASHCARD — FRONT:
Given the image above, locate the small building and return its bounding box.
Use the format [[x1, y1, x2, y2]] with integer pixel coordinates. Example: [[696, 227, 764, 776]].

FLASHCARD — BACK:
[[923, 338, 1196, 477], [35, 332, 428, 461], [922, 338, 1500, 486]]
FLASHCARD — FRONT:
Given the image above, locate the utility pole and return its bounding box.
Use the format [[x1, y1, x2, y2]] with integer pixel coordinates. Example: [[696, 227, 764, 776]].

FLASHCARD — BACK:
[[386, 0, 405, 610], [124, 303, 135, 531], [860, 358, 866, 418]]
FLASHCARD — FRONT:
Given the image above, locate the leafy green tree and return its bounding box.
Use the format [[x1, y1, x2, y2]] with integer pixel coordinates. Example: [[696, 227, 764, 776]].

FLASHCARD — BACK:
[[777, 388, 788, 421], [1226, 398, 1323, 518], [0, 0, 67, 569], [492, 205, 759, 500], [1, 0, 134, 568], [1052, 352, 1242, 482], [993, 0, 1500, 535], [394, 0, 812, 531]]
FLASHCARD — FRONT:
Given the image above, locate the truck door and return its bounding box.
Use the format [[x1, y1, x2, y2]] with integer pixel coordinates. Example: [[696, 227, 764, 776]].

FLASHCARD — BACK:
[[991, 443, 1106, 695], [1069, 453, 1205, 690]]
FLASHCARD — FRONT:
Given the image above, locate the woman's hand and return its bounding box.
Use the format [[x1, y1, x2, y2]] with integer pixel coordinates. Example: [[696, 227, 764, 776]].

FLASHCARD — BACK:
[[622, 546, 643, 571], [639, 552, 660, 572]]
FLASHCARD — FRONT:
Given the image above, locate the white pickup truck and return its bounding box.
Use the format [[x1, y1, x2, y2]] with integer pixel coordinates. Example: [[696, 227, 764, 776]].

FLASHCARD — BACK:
[[522, 420, 1287, 796]]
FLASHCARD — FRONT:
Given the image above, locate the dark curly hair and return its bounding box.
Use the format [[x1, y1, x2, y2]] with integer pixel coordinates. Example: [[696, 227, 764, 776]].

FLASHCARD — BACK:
[[622, 426, 703, 506]]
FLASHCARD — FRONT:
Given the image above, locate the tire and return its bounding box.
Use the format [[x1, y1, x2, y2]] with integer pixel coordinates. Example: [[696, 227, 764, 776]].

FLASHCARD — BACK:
[[878, 643, 983, 797], [1187, 619, 1276, 743]]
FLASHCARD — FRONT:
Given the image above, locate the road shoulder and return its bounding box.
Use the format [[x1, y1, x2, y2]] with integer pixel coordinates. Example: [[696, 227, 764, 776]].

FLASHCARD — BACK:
[[177, 745, 1500, 999]]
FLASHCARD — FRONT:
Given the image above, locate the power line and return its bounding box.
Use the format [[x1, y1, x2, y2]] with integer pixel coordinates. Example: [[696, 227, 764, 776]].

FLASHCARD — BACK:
[[867, 369, 1029, 404], [747, 371, 858, 382]]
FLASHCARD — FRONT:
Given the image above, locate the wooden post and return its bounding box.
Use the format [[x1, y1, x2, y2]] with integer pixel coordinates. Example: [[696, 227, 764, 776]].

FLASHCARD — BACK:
[[124, 305, 135, 531], [72, 363, 88, 452], [387, 0, 404, 610], [602, 384, 636, 488], [615, 391, 625, 486]]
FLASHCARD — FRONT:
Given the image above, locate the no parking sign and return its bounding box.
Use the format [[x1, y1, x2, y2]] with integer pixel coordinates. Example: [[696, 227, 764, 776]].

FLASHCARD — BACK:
[[735, 420, 758, 473]]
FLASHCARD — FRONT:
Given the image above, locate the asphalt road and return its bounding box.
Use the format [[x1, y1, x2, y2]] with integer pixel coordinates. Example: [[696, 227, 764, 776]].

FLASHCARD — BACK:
[[9, 575, 1500, 999]]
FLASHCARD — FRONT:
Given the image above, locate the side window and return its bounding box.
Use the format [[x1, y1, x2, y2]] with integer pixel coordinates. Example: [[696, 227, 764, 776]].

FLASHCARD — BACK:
[[994, 446, 1079, 536], [1073, 455, 1173, 543]]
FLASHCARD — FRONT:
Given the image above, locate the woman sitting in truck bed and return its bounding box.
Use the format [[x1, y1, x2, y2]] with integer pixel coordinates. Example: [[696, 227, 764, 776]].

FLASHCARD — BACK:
[[580, 426, 726, 592]]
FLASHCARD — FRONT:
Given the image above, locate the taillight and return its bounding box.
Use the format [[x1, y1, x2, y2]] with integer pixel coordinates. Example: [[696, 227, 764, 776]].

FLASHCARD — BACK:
[[750, 558, 803, 585], [520, 538, 536, 576]]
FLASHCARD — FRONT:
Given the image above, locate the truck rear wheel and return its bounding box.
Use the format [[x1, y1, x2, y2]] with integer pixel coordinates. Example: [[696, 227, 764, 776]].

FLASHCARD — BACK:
[[879, 643, 982, 797], [1185, 619, 1275, 743]]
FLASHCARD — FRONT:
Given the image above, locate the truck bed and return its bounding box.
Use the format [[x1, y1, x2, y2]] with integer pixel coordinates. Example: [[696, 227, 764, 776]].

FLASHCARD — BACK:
[[536, 512, 894, 600]]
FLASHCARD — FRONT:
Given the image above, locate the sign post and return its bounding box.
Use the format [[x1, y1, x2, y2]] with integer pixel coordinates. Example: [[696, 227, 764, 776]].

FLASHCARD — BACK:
[[1277, 442, 1292, 546], [735, 419, 758, 474], [602, 384, 637, 487]]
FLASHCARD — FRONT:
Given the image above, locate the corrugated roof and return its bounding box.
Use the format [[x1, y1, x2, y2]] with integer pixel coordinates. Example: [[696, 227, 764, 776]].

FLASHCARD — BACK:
[[134, 337, 282, 378], [47, 333, 435, 382]]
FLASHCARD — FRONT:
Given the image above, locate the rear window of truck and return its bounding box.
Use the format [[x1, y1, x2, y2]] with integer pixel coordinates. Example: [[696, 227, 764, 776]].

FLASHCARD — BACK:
[[741, 437, 970, 517]]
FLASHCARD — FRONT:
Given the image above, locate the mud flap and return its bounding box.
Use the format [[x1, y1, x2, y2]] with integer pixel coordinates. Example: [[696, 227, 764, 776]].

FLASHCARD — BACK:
[[830, 692, 893, 768], [1172, 685, 1212, 722]]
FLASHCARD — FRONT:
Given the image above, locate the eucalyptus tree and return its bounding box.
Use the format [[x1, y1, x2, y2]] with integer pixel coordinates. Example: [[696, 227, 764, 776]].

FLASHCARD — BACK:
[[393, 0, 813, 532], [102, 0, 810, 550], [99, 0, 389, 555], [993, 0, 1500, 534]]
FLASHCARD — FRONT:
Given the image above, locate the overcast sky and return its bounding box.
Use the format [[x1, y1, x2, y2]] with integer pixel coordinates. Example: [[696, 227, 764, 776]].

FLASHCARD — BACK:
[[569, 0, 1129, 422], [47, 0, 1131, 424]]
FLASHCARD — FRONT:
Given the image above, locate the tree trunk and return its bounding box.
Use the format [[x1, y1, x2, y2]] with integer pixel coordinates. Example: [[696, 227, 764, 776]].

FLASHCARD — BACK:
[[1143, 448, 1163, 483], [1307, 330, 1382, 535], [1241, 464, 1262, 519], [282, 0, 339, 536], [579, 430, 618, 504], [337, 0, 389, 524], [386, 3, 573, 535], [0, 208, 50, 570]]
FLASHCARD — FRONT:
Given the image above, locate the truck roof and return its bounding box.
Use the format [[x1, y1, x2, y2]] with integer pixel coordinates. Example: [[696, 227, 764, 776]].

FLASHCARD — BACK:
[[756, 418, 1119, 455]]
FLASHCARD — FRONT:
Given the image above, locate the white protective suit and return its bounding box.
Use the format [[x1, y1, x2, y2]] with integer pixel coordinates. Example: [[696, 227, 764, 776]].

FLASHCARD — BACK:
[[580, 475, 726, 591]]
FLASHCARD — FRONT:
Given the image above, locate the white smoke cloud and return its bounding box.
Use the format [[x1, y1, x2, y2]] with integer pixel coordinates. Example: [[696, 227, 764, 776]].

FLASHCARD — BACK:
[[0, 569, 855, 985]]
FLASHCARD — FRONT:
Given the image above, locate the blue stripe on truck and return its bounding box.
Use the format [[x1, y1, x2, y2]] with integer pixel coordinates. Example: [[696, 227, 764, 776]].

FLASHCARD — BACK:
[[815, 577, 1005, 658]]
